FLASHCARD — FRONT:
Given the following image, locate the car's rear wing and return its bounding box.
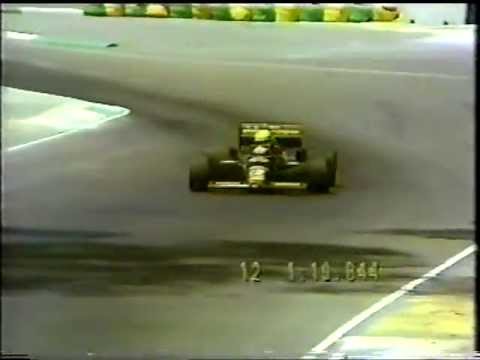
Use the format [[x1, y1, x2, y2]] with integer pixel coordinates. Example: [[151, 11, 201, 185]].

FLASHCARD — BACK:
[[239, 122, 303, 147], [239, 122, 303, 137]]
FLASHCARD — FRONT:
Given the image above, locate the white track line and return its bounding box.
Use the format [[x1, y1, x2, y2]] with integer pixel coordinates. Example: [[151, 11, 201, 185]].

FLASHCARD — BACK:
[[302, 244, 477, 358], [194, 61, 471, 81], [6, 109, 130, 153], [18, 7, 83, 15], [303, 66, 470, 80], [6, 131, 78, 152]]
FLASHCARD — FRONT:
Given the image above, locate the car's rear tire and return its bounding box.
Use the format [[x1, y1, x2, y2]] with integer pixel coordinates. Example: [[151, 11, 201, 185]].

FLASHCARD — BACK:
[[306, 153, 337, 193], [306, 159, 331, 192], [189, 158, 210, 192], [325, 151, 338, 187], [296, 148, 308, 162], [228, 147, 239, 160]]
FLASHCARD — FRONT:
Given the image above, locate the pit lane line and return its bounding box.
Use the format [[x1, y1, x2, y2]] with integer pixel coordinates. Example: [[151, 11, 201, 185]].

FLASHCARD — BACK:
[[302, 243, 477, 358]]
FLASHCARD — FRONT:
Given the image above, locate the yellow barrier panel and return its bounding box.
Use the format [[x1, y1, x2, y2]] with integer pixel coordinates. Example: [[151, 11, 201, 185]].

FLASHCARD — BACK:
[[145, 4, 168, 17], [323, 5, 349, 22], [373, 5, 400, 22], [275, 4, 299, 22], [230, 4, 252, 21], [192, 4, 212, 19], [104, 4, 124, 16]]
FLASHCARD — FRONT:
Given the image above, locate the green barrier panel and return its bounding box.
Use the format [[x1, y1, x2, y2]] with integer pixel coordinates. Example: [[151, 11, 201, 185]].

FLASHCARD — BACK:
[[348, 5, 374, 23], [84, 4, 106, 16], [230, 5, 252, 21], [169, 4, 193, 18], [210, 4, 232, 21], [298, 4, 324, 22], [373, 6, 400, 22], [323, 5, 348, 22], [192, 4, 211, 19], [275, 5, 299, 22], [250, 5, 275, 22], [145, 4, 169, 17], [104, 4, 124, 16], [124, 4, 147, 17]]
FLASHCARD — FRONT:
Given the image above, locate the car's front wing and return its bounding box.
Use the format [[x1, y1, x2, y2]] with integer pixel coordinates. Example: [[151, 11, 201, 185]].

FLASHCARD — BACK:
[[207, 181, 307, 190]]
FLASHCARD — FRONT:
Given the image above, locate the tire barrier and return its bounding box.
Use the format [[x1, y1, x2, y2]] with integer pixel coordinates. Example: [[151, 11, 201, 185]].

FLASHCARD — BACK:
[[145, 4, 168, 17], [192, 4, 212, 19], [250, 4, 276, 22], [373, 5, 400, 22], [230, 4, 252, 21], [348, 4, 374, 23], [104, 3, 124, 16], [275, 4, 299, 22], [169, 4, 193, 18], [84, 3, 400, 23], [210, 4, 233, 21], [324, 4, 349, 22], [298, 4, 324, 22], [84, 4, 106, 16], [124, 3, 147, 17]]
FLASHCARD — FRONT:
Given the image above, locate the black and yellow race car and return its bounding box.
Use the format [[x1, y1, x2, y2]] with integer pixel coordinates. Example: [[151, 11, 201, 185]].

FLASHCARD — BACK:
[[189, 122, 337, 193]]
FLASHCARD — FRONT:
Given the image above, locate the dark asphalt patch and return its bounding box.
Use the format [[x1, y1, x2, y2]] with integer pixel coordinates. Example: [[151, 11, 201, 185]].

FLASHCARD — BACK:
[[2, 226, 128, 240], [2, 240, 421, 296]]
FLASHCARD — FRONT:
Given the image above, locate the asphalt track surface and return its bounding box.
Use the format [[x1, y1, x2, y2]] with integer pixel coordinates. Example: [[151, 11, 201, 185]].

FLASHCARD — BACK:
[[1, 11, 476, 359]]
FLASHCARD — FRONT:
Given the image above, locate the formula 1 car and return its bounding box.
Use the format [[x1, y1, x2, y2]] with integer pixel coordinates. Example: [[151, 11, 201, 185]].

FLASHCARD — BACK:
[[189, 122, 337, 192]]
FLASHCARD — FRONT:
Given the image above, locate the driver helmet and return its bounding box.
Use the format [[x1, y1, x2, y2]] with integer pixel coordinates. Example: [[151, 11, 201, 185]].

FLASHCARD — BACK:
[[254, 129, 271, 144]]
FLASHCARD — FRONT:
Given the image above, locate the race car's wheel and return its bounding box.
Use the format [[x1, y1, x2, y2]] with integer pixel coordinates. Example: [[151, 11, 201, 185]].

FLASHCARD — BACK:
[[296, 148, 308, 162], [306, 159, 334, 193], [325, 151, 338, 187], [189, 158, 210, 192], [229, 146, 239, 160]]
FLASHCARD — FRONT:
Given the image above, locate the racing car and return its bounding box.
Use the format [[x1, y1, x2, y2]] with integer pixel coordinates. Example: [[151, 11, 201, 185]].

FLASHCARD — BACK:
[[189, 122, 337, 192]]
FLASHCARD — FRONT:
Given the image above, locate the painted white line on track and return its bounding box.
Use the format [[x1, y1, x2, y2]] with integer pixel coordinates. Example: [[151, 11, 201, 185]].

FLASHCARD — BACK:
[[118, 54, 470, 81], [6, 109, 130, 153], [18, 7, 83, 15], [7, 131, 78, 152], [113, 50, 471, 80], [4, 31, 39, 41], [302, 66, 470, 80], [228, 62, 471, 80], [302, 244, 476, 358]]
